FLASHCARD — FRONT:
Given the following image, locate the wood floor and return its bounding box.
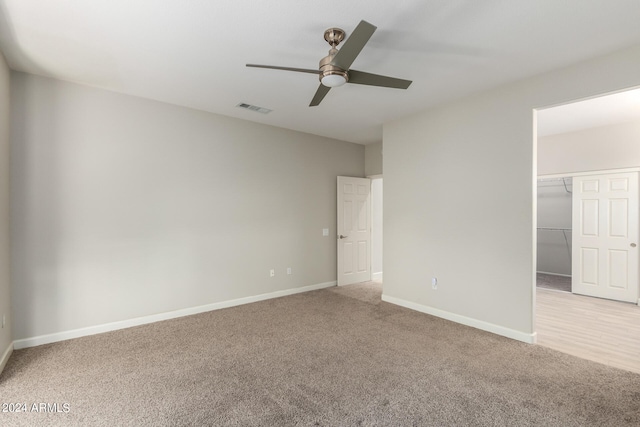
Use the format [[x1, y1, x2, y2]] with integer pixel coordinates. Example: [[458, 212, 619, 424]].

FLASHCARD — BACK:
[[536, 288, 640, 374]]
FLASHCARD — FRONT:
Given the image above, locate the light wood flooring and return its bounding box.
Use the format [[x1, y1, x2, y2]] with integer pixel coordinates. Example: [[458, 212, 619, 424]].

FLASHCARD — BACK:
[[536, 288, 640, 374]]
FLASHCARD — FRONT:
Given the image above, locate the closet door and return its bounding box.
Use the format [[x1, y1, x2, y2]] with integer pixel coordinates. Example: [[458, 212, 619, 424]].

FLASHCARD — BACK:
[[572, 172, 639, 303]]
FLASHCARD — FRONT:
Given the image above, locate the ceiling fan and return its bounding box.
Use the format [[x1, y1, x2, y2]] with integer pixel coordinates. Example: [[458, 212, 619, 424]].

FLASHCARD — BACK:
[[246, 20, 412, 107]]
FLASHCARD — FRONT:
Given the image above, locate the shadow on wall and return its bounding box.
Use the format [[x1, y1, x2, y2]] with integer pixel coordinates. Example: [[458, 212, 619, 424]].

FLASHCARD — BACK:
[[10, 75, 68, 338]]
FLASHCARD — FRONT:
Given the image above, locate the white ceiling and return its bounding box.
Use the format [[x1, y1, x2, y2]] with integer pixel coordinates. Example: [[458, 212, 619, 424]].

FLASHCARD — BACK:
[[537, 87, 640, 137], [1, 1, 640, 145]]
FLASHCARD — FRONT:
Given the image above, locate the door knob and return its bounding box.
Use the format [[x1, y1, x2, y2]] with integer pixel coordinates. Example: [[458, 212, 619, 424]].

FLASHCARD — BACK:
[[338, 235, 348, 239], [631, 243, 637, 248]]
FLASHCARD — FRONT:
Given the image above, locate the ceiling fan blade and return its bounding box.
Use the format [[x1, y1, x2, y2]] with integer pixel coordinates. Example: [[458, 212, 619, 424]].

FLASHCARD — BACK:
[[246, 64, 321, 75], [348, 70, 412, 89], [330, 20, 376, 70], [310, 84, 331, 107]]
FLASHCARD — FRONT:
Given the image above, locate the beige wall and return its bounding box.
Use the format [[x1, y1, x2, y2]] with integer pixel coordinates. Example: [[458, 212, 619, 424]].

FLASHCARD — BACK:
[[10, 72, 364, 341], [538, 120, 640, 176], [365, 142, 383, 176], [0, 51, 11, 369], [383, 45, 640, 342]]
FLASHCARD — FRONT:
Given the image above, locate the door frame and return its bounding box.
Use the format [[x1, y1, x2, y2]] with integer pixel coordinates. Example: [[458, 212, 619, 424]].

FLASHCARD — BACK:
[[368, 175, 383, 282]]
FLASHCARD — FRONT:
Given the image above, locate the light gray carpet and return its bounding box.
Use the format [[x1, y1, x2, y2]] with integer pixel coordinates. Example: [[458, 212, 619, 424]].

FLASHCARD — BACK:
[[1, 282, 639, 426], [536, 273, 572, 293]]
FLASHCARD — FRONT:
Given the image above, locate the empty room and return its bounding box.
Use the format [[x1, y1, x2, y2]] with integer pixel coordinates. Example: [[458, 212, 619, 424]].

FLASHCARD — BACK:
[[1, 1, 640, 426]]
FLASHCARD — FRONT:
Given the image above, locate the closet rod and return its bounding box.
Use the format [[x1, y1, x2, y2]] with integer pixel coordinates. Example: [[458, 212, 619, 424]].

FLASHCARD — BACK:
[[538, 177, 572, 193]]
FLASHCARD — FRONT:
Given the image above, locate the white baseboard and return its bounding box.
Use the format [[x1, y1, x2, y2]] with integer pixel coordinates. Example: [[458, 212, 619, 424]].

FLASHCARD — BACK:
[[372, 272, 383, 281], [536, 271, 571, 278], [381, 294, 536, 344], [14, 281, 336, 350], [0, 341, 13, 376]]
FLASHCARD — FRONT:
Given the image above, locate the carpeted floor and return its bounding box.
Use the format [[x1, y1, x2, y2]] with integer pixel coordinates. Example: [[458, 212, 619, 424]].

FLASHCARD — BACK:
[[1, 282, 639, 426], [536, 273, 571, 292]]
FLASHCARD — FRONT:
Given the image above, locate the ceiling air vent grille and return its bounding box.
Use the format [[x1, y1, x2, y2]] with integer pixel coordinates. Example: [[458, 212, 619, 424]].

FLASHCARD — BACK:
[[236, 103, 272, 114]]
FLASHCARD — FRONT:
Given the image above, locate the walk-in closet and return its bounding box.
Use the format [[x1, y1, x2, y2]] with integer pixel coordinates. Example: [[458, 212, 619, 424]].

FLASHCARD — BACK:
[[536, 177, 572, 292]]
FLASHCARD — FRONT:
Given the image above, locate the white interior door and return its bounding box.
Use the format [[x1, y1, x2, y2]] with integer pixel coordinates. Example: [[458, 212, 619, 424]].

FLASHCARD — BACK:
[[337, 176, 371, 286], [572, 172, 639, 303]]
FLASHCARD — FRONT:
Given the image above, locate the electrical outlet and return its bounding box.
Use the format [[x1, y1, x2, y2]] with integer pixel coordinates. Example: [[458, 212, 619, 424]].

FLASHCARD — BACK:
[[431, 277, 438, 290], [270, 269, 275, 277], [322, 228, 329, 236], [287, 267, 292, 275]]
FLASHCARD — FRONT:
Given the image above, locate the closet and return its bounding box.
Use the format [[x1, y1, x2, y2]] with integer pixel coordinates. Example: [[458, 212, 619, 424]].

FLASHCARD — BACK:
[[537, 177, 572, 291]]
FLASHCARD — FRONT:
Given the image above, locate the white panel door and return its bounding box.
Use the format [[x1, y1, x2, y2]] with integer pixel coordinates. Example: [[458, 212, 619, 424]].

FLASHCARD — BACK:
[[572, 172, 639, 303], [337, 176, 371, 286]]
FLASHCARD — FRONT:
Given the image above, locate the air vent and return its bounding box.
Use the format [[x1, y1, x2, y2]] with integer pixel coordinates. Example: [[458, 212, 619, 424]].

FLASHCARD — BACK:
[[236, 103, 272, 114]]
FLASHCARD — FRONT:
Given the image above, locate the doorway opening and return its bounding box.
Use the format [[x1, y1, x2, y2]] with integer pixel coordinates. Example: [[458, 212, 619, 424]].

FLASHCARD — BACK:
[[335, 174, 382, 287], [534, 87, 640, 374]]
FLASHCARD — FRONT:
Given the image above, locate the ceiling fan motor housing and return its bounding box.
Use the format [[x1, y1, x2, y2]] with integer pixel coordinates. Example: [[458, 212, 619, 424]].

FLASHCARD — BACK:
[[319, 48, 348, 86]]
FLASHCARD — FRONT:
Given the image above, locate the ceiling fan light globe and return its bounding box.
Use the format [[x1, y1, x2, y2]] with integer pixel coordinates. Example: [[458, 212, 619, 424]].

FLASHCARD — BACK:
[[321, 74, 347, 87]]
